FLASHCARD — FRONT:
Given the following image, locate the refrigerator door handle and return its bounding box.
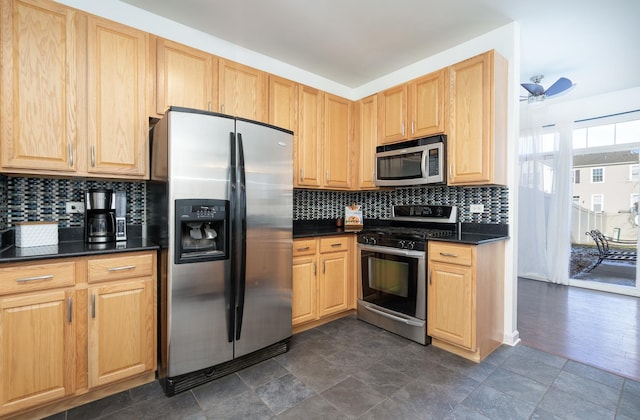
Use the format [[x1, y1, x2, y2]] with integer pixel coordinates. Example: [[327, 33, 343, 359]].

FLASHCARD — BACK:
[[227, 131, 237, 343], [235, 132, 247, 341]]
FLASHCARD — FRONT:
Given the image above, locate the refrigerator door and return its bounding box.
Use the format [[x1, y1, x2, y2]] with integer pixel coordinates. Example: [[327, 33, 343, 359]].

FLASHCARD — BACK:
[[233, 120, 293, 358], [166, 109, 236, 377]]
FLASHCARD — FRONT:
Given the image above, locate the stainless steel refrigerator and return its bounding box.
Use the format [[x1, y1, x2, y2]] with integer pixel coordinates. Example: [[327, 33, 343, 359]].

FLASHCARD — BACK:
[[149, 107, 293, 395]]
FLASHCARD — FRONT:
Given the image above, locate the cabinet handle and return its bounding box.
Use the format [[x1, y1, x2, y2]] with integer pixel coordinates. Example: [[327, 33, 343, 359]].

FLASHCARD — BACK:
[[91, 145, 96, 167], [221, 104, 225, 113], [67, 297, 73, 323], [323, 261, 326, 274], [449, 163, 453, 179], [207, 101, 212, 111], [411, 120, 415, 135], [91, 293, 96, 318], [429, 268, 432, 285], [439, 252, 458, 257], [330, 243, 342, 248], [326, 170, 329, 182], [107, 265, 136, 272], [313, 262, 316, 275], [68, 143, 73, 167], [300, 168, 304, 182], [15, 274, 53, 283], [296, 246, 310, 252], [401, 122, 405, 136]]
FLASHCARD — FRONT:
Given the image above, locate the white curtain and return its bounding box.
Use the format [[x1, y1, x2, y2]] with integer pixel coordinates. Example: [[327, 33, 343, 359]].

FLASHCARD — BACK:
[[518, 118, 573, 284]]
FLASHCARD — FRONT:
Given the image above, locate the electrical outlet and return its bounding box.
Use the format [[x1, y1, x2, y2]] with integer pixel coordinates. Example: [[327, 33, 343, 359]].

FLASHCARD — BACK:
[[66, 201, 84, 214], [470, 204, 484, 213]]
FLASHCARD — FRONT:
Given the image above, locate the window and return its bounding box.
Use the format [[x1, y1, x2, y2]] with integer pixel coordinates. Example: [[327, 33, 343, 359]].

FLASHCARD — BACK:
[[592, 194, 603, 212], [631, 194, 639, 210], [573, 169, 580, 184], [630, 165, 639, 181], [591, 167, 604, 183], [572, 117, 640, 149], [572, 195, 580, 205]]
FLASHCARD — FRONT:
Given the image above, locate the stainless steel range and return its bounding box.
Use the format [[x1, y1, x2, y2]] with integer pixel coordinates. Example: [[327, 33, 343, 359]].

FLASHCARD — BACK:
[[357, 205, 457, 344]]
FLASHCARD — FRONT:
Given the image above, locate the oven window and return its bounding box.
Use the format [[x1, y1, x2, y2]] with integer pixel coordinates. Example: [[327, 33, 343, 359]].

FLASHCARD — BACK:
[[360, 250, 418, 317], [377, 152, 423, 180]]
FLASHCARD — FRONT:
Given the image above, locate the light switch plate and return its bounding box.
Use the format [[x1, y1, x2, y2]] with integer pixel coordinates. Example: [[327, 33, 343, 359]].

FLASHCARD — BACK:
[[470, 204, 484, 213], [66, 201, 84, 214]]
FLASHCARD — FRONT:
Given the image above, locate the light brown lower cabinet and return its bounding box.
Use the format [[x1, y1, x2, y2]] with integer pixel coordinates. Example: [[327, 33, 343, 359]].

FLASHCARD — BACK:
[[292, 235, 356, 333], [427, 241, 504, 362], [0, 251, 157, 418]]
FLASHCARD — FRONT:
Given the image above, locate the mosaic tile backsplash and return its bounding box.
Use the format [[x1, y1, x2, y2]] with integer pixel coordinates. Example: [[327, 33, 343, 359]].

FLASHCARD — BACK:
[[293, 186, 509, 224], [0, 175, 508, 231]]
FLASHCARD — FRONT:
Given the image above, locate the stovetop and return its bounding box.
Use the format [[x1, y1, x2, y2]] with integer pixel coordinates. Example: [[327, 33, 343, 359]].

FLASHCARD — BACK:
[[357, 205, 458, 251]]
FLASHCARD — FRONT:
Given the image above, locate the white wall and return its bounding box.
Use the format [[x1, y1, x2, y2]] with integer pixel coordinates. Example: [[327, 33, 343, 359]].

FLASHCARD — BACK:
[[54, 0, 522, 346]]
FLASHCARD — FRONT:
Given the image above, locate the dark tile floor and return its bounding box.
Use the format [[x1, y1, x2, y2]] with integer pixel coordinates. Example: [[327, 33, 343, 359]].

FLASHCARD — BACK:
[[48, 315, 640, 419]]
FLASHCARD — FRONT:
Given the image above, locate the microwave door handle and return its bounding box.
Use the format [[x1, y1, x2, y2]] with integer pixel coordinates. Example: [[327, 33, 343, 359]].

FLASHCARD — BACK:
[[421, 147, 429, 179]]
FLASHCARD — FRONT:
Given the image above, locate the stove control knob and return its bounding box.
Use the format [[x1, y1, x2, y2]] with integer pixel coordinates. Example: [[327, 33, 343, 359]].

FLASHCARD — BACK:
[[406, 241, 415, 250], [370, 237, 377, 245], [398, 240, 406, 248]]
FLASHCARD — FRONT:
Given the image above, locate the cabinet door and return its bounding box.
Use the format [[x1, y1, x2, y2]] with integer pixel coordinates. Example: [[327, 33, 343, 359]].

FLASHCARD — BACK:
[[218, 59, 266, 122], [296, 85, 323, 187], [378, 85, 407, 145], [292, 255, 317, 326], [86, 16, 148, 177], [268, 75, 298, 132], [427, 261, 474, 350], [0, 0, 79, 173], [448, 51, 506, 185], [324, 94, 352, 189], [358, 95, 378, 189], [318, 252, 349, 317], [88, 279, 154, 388], [156, 38, 216, 114], [0, 290, 75, 416], [409, 70, 446, 138]]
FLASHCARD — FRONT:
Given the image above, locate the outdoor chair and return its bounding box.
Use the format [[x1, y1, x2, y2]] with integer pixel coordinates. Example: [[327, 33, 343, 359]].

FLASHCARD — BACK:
[[584, 229, 637, 271]]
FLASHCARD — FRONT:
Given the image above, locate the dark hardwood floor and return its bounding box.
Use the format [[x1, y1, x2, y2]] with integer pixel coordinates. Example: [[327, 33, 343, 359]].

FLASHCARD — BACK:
[[517, 277, 640, 382]]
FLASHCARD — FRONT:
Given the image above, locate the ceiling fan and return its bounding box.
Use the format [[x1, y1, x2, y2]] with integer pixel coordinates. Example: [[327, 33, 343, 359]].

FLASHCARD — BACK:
[[520, 75, 574, 103]]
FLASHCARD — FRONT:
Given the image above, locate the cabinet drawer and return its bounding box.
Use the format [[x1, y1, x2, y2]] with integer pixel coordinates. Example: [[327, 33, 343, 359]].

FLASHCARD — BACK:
[[293, 239, 316, 257], [0, 261, 76, 295], [319, 236, 349, 253], [429, 243, 473, 266], [87, 252, 154, 283]]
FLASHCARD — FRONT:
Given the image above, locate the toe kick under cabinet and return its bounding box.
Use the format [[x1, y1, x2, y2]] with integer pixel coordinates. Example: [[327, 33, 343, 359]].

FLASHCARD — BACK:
[[427, 241, 504, 362], [0, 251, 157, 419]]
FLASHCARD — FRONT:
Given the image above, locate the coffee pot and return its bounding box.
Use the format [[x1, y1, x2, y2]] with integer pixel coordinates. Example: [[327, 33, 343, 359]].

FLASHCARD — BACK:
[[85, 188, 116, 243]]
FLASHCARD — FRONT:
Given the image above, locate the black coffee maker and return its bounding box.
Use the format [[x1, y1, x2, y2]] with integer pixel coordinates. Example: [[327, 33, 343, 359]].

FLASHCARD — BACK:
[[85, 188, 116, 243]]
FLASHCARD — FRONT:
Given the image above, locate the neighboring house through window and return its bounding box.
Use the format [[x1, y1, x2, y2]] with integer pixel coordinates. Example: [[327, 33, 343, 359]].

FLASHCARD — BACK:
[[572, 195, 580, 206], [630, 164, 639, 181], [573, 169, 580, 184]]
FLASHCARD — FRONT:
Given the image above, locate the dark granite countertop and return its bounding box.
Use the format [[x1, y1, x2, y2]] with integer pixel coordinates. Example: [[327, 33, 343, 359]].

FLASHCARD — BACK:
[[293, 219, 509, 245], [0, 226, 159, 263]]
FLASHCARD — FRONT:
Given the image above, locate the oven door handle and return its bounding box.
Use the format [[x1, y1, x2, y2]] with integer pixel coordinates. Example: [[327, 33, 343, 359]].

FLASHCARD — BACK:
[[357, 243, 425, 259], [361, 303, 425, 327]]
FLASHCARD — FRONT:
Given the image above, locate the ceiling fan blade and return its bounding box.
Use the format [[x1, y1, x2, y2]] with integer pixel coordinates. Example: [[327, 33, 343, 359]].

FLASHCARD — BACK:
[[521, 83, 544, 96], [545, 77, 573, 97]]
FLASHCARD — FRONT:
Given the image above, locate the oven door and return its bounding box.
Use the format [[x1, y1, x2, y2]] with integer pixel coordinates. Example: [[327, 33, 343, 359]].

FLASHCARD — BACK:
[[358, 243, 426, 320]]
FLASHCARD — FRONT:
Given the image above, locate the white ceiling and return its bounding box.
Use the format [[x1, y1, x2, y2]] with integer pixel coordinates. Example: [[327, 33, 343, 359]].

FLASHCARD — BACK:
[[119, 0, 639, 103]]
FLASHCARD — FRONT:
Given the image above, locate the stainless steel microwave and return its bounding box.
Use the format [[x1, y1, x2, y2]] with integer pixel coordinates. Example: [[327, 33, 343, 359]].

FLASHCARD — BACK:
[[375, 135, 446, 187]]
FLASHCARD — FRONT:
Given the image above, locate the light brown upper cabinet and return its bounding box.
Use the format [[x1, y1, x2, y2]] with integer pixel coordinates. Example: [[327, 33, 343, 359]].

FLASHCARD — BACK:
[[155, 38, 217, 116], [296, 85, 323, 188], [0, 0, 81, 174], [378, 69, 446, 145], [357, 95, 378, 189], [268, 75, 298, 133], [448, 50, 508, 186], [218, 59, 267, 122], [86, 15, 149, 178], [324, 94, 353, 189]]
